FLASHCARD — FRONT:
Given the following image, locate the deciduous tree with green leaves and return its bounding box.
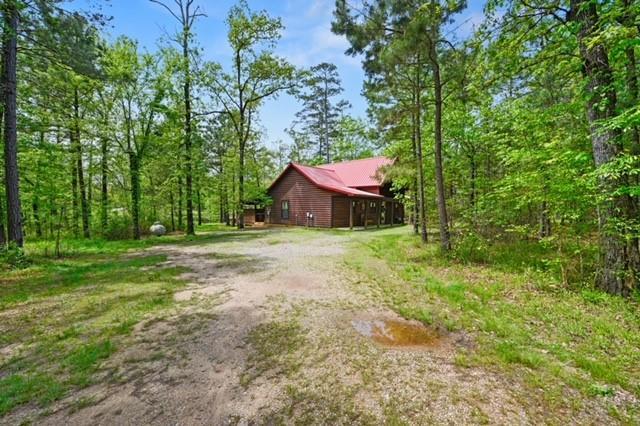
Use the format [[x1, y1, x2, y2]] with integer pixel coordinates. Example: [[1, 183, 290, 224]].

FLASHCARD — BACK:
[[203, 1, 298, 229]]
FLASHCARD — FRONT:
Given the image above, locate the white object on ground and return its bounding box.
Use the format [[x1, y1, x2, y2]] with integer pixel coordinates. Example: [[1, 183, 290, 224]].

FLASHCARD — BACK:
[[150, 222, 166, 236]]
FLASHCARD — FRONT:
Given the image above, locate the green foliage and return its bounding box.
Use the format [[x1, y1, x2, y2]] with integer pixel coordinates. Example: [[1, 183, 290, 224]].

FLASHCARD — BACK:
[[202, 1, 299, 224], [349, 227, 640, 416], [287, 62, 352, 163], [0, 245, 30, 271], [0, 374, 65, 416]]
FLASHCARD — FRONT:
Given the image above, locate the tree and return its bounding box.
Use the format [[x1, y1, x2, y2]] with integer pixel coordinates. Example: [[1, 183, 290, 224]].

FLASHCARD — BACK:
[[150, 0, 205, 236], [334, 0, 465, 246], [0, 156, 6, 247], [486, 0, 640, 294], [106, 37, 167, 240], [402, 1, 466, 251], [332, 116, 375, 162], [292, 62, 350, 163], [204, 1, 297, 229], [3, 0, 24, 247], [569, 0, 639, 295]]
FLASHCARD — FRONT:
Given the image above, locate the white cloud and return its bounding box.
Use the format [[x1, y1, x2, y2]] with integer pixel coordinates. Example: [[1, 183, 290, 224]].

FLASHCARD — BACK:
[[278, 23, 359, 69], [311, 24, 349, 51]]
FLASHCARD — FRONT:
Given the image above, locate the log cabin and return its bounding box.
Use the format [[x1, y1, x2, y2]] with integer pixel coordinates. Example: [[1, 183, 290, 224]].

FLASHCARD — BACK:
[[265, 156, 404, 228]]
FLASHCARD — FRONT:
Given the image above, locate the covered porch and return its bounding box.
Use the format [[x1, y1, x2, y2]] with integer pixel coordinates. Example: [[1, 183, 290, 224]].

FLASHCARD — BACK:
[[332, 196, 404, 229]]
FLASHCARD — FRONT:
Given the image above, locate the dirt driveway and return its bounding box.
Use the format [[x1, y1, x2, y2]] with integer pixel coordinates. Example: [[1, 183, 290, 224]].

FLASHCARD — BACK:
[[35, 228, 537, 425]]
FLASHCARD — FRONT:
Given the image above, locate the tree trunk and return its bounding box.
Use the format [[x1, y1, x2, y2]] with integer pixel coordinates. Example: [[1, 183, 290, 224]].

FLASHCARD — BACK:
[[539, 200, 551, 239], [100, 133, 108, 233], [183, 31, 195, 236], [197, 186, 202, 226], [219, 179, 224, 224], [178, 176, 183, 230], [71, 153, 79, 238], [323, 79, 331, 163], [429, 42, 451, 251], [2, 0, 23, 247], [73, 88, 90, 238], [0, 190, 6, 247], [626, 48, 640, 155], [129, 153, 141, 240], [409, 93, 419, 235], [32, 132, 44, 239], [414, 68, 427, 243], [32, 197, 42, 238], [238, 142, 245, 229], [231, 168, 237, 227], [55, 207, 63, 257], [48, 205, 55, 239], [88, 146, 93, 222], [0, 113, 5, 247], [572, 0, 640, 295], [622, 0, 640, 155], [236, 45, 246, 231], [469, 153, 476, 210], [170, 191, 176, 232]]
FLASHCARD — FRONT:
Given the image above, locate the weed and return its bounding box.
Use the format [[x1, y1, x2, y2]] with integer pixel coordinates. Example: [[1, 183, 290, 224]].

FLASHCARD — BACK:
[[242, 319, 307, 386], [346, 226, 640, 419]]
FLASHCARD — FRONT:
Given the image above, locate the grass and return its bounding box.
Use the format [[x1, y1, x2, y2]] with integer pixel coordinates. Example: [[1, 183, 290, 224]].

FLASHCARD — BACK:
[[241, 318, 307, 387], [0, 223, 238, 417], [346, 226, 640, 420], [4, 222, 638, 421]]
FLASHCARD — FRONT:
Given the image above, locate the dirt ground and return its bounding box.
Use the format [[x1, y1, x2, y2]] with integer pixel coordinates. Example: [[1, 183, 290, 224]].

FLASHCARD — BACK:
[[14, 228, 625, 425]]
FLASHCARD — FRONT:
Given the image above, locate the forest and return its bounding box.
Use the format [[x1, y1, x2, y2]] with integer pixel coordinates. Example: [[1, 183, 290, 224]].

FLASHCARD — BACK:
[[1, 2, 640, 288], [2, 0, 640, 423]]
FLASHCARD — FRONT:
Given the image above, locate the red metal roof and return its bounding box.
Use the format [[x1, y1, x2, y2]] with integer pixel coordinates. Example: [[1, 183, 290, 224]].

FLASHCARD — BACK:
[[316, 156, 394, 188], [268, 156, 394, 199]]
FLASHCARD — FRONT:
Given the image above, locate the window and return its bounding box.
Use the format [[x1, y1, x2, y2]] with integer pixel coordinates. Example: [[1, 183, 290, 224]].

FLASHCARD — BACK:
[[281, 200, 290, 219]]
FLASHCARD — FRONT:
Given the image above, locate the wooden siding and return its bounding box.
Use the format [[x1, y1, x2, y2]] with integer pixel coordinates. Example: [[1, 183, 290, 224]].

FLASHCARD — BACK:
[[243, 209, 255, 226], [332, 197, 350, 227], [355, 185, 380, 195], [268, 167, 335, 227]]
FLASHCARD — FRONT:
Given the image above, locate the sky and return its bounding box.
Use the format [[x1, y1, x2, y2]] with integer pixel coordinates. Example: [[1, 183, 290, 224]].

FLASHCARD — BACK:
[[75, 0, 487, 148]]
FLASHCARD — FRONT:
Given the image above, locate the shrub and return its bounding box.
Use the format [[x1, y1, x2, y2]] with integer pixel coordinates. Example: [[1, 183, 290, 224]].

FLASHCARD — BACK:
[[102, 215, 132, 240], [452, 231, 490, 264], [0, 244, 31, 270]]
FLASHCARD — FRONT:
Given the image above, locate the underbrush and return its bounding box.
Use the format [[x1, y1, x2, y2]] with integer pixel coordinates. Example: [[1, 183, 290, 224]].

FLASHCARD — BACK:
[[0, 245, 30, 271], [451, 229, 598, 287], [348, 228, 640, 421]]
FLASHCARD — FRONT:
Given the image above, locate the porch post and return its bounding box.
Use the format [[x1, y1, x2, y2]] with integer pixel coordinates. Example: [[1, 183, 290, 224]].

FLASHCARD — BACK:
[[349, 199, 354, 230], [364, 200, 369, 230], [390, 201, 395, 226], [376, 200, 381, 228]]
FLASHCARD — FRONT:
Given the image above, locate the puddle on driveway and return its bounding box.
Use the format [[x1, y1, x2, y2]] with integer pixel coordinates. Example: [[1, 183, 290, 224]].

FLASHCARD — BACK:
[[352, 318, 446, 349]]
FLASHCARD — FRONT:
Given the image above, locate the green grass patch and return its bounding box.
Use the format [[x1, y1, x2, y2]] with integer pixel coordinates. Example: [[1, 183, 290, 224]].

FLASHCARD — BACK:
[[346, 226, 640, 418], [242, 319, 307, 387], [0, 228, 232, 416], [0, 373, 65, 416]]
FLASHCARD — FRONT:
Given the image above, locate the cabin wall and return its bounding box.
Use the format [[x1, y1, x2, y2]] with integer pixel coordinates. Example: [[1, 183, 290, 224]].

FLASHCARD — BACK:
[[243, 209, 255, 226], [268, 167, 334, 227], [355, 185, 380, 195], [332, 197, 350, 227]]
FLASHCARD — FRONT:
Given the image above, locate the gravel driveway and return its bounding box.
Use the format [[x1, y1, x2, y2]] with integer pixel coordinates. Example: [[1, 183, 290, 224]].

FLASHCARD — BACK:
[[36, 228, 535, 425]]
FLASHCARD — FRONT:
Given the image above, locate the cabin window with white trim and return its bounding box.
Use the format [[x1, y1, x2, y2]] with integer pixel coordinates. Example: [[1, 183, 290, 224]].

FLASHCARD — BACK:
[[281, 200, 290, 219]]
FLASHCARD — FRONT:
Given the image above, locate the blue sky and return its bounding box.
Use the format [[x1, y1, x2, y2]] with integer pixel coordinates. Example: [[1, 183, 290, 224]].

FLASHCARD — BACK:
[[76, 0, 486, 148]]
